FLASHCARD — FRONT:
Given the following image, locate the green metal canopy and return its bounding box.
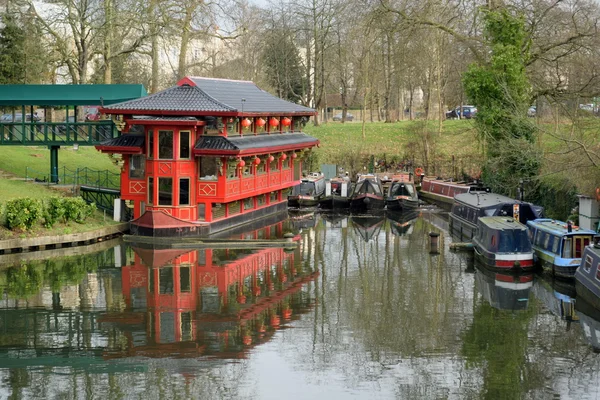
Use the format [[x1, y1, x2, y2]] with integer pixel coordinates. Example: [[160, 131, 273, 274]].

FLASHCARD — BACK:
[[0, 84, 147, 106]]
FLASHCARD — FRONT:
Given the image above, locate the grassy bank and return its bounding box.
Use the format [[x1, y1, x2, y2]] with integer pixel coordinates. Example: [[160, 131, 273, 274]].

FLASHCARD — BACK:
[[0, 146, 119, 179]]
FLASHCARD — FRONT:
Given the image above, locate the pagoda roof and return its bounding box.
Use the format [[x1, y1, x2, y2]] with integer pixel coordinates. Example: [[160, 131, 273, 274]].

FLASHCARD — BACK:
[[193, 133, 319, 156], [102, 77, 316, 117], [95, 134, 144, 154]]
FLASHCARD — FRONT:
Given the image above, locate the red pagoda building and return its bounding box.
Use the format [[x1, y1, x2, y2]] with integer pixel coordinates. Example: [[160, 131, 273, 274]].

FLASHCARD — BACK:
[[96, 76, 318, 237]]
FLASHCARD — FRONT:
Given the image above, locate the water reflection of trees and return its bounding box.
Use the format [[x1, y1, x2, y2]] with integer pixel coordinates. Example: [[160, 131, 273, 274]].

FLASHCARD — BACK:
[[306, 214, 479, 396]]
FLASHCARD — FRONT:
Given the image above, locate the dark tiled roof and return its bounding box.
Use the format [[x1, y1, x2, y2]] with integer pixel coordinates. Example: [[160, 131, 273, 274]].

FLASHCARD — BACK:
[[103, 85, 235, 112], [189, 77, 315, 114], [98, 134, 145, 148], [103, 77, 316, 115], [95, 134, 145, 153], [194, 133, 319, 155]]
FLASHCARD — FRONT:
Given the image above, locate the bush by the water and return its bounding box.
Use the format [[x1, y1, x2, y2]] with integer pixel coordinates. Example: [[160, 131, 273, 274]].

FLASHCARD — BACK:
[[5, 198, 43, 230], [4, 196, 96, 231]]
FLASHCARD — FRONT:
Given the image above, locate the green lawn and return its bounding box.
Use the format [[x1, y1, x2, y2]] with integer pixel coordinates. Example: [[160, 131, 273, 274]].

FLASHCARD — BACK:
[[0, 146, 119, 179], [0, 179, 60, 200]]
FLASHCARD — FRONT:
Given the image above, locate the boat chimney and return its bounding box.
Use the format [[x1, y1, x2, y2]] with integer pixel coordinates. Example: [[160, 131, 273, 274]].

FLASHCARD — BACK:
[[567, 220, 573, 233]]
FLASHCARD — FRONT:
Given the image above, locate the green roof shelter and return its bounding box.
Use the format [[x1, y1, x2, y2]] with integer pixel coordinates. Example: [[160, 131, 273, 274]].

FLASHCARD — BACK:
[[0, 84, 147, 183], [0, 84, 147, 106]]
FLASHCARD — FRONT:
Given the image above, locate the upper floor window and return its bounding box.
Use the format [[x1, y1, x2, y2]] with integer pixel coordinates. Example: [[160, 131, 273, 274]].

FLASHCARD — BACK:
[[180, 131, 190, 159], [129, 154, 146, 179], [147, 130, 154, 158], [158, 130, 173, 159], [200, 157, 218, 180]]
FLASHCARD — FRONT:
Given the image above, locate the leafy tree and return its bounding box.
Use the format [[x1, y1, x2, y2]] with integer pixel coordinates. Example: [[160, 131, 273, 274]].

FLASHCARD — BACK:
[[463, 8, 541, 196], [262, 30, 306, 103], [0, 13, 26, 84]]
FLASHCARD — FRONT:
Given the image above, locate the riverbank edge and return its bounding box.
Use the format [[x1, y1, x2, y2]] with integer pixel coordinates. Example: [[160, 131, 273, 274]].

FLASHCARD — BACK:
[[0, 222, 130, 255]]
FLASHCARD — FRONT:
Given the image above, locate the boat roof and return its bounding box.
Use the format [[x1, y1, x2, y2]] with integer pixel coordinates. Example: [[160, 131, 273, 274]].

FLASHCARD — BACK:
[[390, 173, 413, 183], [526, 219, 596, 236], [478, 217, 527, 232], [454, 192, 532, 208], [301, 173, 324, 183], [357, 174, 380, 182], [423, 176, 488, 189]]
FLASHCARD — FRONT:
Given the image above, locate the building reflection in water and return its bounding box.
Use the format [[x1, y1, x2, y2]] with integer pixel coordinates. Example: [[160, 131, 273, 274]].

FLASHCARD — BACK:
[[100, 239, 319, 360], [474, 263, 534, 310], [575, 297, 600, 351]]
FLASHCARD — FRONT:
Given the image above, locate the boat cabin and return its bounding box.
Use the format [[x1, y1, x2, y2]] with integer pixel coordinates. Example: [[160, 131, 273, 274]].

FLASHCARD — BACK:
[[473, 217, 534, 271], [450, 192, 543, 242], [96, 77, 318, 236], [420, 176, 490, 206], [528, 219, 596, 279], [288, 172, 326, 207]]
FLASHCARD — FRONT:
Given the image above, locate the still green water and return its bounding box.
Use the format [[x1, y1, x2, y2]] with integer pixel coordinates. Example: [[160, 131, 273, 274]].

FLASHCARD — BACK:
[[0, 211, 599, 399]]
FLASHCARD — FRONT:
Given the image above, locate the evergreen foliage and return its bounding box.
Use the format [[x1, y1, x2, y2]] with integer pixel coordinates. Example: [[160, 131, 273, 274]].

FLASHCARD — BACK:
[[463, 8, 541, 196], [0, 14, 26, 84], [262, 30, 306, 104]]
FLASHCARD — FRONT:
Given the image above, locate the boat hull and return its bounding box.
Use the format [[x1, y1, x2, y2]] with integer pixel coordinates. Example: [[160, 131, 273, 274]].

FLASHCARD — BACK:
[[385, 198, 419, 212], [319, 195, 351, 209], [350, 194, 385, 213], [473, 240, 535, 272], [288, 195, 321, 208]]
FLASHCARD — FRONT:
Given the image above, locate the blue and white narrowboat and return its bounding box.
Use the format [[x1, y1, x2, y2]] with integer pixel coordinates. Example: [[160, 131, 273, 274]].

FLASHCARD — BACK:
[[527, 219, 596, 279], [472, 217, 535, 272]]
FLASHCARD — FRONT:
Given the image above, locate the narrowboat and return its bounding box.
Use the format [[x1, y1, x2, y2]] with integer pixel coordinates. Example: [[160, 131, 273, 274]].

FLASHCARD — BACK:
[[385, 173, 420, 212], [449, 192, 543, 242], [474, 263, 533, 310], [349, 174, 385, 213], [472, 217, 535, 272], [575, 241, 600, 308], [419, 176, 489, 207], [319, 176, 352, 209], [527, 219, 596, 280], [288, 172, 326, 208]]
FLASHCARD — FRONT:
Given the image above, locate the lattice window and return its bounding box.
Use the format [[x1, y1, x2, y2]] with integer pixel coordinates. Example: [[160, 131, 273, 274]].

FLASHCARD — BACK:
[[244, 197, 254, 211], [270, 191, 278, 203], [257, 194, 266, 207], [212, 203, 226, 219], [228, 201, 240, 215]]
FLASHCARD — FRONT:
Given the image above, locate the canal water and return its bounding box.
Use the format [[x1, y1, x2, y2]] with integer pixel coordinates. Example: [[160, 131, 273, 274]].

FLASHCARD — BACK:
[[1, 210, 600, 399]]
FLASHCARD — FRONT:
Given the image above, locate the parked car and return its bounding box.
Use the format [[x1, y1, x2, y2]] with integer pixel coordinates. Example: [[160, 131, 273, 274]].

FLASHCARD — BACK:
[[446, 105, 477, 119], [333, 112, 354, 122], [56, 116, 77, 134], [0, 113, 41, 123]]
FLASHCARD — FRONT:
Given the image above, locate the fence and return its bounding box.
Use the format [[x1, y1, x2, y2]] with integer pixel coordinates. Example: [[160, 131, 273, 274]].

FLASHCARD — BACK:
[[26, 166, 120, 189]]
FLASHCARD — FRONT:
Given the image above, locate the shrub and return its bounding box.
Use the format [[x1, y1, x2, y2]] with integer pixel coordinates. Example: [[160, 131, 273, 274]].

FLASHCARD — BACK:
[[4, 198, 43, 231], [63, 197, 96, 223], [43, 197, 66, 228]]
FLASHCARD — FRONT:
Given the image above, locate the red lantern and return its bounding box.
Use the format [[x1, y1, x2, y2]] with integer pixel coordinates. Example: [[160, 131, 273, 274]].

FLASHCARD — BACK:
[[241, 118, 252, 128], [269, 118, 279, 127], [253, 157, 261, 165], [268, 155, 275, 163], [282, 117, 292, 126], [256, 118, 266, 127], [242, 335, 252, 346], [237, 294, 247, 304], [237, 159, 246, 168], [291, 152, 298, 159], [280, 153, 287, 161]]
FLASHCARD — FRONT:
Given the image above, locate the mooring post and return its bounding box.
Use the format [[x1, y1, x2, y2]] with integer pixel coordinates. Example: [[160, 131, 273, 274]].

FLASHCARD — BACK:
[[429, 231, 440, 254]]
